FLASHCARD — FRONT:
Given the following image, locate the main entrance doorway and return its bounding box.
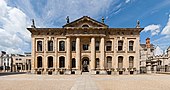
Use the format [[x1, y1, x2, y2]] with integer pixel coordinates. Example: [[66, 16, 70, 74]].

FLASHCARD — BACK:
[[82, 57, 89, 72]]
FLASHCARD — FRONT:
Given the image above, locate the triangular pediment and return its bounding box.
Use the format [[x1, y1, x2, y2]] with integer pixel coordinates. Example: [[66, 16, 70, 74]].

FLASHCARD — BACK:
[[63, 16, 108, 28]]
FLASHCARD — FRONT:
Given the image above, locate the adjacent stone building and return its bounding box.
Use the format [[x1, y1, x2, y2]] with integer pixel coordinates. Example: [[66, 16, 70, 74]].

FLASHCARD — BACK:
[[27, 16, 143, 75], [0, 51, 12, 72], [12, 53, 31, 72], [139, 38, 154, 73], [140, 38, 170, 74]]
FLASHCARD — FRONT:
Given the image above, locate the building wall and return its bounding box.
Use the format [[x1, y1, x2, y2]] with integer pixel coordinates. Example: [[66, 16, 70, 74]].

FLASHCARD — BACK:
[[28, 16, 143, 75], [31, 31, 141, 75], [12, 54, 31, 72]]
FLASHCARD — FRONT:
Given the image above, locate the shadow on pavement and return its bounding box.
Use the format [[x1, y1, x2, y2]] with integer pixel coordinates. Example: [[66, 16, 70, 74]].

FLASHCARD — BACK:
[[0, 72, 27, 76]]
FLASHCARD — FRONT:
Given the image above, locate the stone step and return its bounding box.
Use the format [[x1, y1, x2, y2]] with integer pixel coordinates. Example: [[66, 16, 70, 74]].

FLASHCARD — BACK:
[[82, 72, 90, 75]]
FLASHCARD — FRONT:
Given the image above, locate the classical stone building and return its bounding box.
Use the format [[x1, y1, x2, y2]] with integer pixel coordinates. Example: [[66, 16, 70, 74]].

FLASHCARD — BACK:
[[27, 16, 143, 75]]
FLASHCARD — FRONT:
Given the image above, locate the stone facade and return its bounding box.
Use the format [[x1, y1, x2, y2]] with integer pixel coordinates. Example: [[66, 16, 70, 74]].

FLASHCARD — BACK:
[[140, 38, 170, 74], [139, 38, 154, 73], [0, 51, 12, 72], [27, 16, 143, 75], [12, 53, 31, 72]]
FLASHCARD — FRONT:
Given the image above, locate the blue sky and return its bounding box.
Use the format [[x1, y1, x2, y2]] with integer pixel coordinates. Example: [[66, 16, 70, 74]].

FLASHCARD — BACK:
[[0, 0, 170, 53]]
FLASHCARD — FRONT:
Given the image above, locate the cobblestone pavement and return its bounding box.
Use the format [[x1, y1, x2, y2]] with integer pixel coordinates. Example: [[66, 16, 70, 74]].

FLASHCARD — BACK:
[[71, 72, 99, 90], [0, 74, 170, 90]]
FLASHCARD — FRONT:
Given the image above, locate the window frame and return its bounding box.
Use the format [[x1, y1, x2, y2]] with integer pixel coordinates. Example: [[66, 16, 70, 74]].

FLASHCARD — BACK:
[[48, 40, 53, 51], [59, 41, 65, 51], [118, 41, 123, 51], [129, 41, 134, 51], [37, 41, 43, 52]]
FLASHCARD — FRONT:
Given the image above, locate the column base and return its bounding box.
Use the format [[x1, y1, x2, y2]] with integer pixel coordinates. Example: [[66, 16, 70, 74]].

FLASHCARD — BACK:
[[65, 70, 71, 75], [90, 70, 96, 75], [31, 70, 35, 74], [124, 71, 129, 75], [100, 70, 107, 75], [75, 70, 81, 74], [147, 71, 152, 74]]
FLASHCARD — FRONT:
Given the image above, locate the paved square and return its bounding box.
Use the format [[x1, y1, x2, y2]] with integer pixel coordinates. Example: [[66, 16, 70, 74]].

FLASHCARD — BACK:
[[0, 74, 170, 90]]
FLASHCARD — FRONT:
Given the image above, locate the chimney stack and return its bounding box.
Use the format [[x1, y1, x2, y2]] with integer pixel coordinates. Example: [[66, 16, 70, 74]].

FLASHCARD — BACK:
[[146, 38, 150, 48]]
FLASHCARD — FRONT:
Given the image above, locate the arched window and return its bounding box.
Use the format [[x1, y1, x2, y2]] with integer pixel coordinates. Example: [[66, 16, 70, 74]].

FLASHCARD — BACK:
[[106, 56, 112, 69], [95, 41, 100, 51], [48, 41, 53, 51], [129, 56, 134, 68], [129, 41, 134, 51], [37, 56, 42, 68], [59, 57, 65, 68], [118, 56, 123, 68], [106, 41, 112, 51], [59, 41, 65, 51], [48, 56, 53, 68], [118, 41, 123, 51], [37, 41, 42, 51], [71, 58, 76, 68], [95, 58, 100, 68]]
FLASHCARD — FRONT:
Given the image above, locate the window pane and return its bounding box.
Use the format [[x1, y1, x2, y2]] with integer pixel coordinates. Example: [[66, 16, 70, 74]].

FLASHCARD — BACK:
[[95, 58, 100, 68], [129, 41, 134, 51], [107, 57, 112, 69], [129, 56, 134, 68], [37, 41, 42, 51], [48, 57, 53, 68], [72, 58, 76, 68], [72, 41, 76, 51], [95, 41, 100, 51], [106, 41, 112, 51], [48, 41, 53, 51], [59, 57, 65, 68], [37, 56, 42, 68], [118, 41, 123, 51], [118, 57, 123, 68], [59, 41, 65, 51], [83, 44, 88, 50]]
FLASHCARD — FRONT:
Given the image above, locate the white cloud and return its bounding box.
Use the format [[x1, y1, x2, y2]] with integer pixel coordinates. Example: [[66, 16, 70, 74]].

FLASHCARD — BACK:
[[9, 0, 119, 27], [154, 46, 163, 56], [161, 15, 170, 35], [0, 0, 31, 54], [1, 0, 123, 54], [125, 0, 131, 3], [143, 24, 161, 36]]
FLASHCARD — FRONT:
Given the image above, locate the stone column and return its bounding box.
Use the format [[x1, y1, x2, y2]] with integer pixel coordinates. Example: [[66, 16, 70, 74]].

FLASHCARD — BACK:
[[100, 37, 106, 74], [91, 37, 95, 72], [66, 37, 71, 74], [147, 65, 152, 74], [153, 65, 157, 73], [76, 37, 81, 74], [31, 37, 35, 73], [44, 38, 47, 74], [54, 38, 58, 74]]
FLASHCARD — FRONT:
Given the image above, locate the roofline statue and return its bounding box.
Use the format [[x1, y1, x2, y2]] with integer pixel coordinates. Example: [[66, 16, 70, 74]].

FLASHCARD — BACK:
[[66, 16, 69, 23], [31, 19, 36, 28]]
